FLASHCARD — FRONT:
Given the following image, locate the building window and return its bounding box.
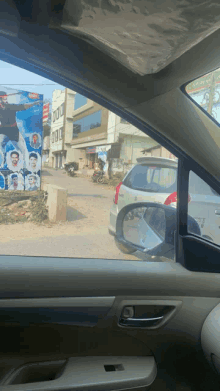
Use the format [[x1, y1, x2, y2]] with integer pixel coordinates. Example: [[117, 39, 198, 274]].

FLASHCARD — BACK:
[[60, 103, 64, 116], [120, 117, 128, 124], [55, 129, 58, 142], [51, 132, 55, 143], [53, 104, 65, 122], [72, 111, 102, 138], [74, 94, 88, 110], [59, 127, 63, 140]]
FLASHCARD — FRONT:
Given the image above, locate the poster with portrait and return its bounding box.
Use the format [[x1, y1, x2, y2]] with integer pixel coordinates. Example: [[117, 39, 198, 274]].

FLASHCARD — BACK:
[[8, 173, 24, 191], [0, 87, 43, 190]]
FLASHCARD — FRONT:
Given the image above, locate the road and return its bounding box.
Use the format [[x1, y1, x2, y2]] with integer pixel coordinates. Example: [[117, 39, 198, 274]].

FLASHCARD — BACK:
[[0, 169, 138, 260]]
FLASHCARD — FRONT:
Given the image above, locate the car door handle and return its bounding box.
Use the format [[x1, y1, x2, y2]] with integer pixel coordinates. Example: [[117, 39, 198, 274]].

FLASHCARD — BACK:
[[215, 210, 220, 215], [119, 315, 163, 328]]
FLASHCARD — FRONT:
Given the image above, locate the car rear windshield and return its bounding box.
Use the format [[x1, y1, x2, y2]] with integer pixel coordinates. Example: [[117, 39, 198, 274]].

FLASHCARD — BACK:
[[123, 164, 177, 193], [123, 164, 219, 196]]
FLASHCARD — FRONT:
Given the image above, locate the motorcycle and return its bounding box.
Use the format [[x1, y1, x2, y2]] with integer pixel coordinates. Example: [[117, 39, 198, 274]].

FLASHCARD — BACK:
[[64, 162, 78, 177], [92, 170, 105, 183]]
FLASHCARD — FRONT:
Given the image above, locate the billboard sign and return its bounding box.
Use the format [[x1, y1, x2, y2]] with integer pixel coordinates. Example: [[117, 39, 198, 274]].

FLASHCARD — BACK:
[[0, 87, 43, 191]]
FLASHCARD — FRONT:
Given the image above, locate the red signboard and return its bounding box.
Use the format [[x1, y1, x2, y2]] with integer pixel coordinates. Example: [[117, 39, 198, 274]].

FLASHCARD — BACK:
[[43, 102, 50, 124], [86, 147, 96, 154]]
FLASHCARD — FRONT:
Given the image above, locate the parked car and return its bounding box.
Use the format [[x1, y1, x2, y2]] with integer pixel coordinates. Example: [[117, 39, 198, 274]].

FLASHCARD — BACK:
[[109, 157, 220, 243]]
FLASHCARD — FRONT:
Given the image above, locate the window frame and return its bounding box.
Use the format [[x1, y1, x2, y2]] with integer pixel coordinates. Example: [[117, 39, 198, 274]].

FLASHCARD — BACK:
[[72, 110, 102, 138], [176, 156, 220, 272]]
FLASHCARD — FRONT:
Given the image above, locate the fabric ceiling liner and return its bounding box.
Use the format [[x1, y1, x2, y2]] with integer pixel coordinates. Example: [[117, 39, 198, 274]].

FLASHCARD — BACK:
[[59, 0, 220, 76]]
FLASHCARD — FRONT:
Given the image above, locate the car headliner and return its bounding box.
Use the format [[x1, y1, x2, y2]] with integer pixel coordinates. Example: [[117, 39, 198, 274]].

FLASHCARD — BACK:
[[1, 0, 220, 184]]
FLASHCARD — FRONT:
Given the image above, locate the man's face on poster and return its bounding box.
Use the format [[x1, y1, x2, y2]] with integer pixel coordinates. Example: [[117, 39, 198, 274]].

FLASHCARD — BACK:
[[1, 95, 8, 105], [11, 153, 19, 166], [30, 156, 37, 169], [12, 176, 18, 186], [28, 176, 36, 186], [33, 135, 38, 143]]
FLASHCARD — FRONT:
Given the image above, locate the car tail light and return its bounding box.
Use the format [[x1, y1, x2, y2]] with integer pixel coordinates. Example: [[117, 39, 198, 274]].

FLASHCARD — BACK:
[[114, 182, 123, 204], [164, 191, 191, 206]]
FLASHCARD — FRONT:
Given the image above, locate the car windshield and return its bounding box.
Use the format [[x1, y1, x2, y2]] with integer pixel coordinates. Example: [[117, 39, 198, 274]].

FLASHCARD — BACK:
[[123, 164, 177, 193], [0, 58, 218, 262]]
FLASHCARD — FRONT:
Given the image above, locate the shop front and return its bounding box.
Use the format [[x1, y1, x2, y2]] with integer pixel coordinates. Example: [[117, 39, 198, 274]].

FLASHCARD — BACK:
[[86, 147, 97, 169], [85, 145, 111, 173], [53, 151, 66, 169]]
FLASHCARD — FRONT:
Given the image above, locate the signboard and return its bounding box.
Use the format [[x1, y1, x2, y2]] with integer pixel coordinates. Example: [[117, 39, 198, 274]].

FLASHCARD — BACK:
[[186, 70, 220, 93], [0, 87, 43, 191], [86, 147, 96, 154], [43, 102, 50, 124], [96, 145, 111, 153]]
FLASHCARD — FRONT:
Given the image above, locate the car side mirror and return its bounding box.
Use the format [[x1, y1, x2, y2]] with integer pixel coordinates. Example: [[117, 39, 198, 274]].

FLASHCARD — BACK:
[[115, 202, 201, 261]]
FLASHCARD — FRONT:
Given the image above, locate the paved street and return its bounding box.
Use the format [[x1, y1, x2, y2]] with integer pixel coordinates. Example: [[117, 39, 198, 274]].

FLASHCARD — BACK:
[[0, 169, 138, 260]]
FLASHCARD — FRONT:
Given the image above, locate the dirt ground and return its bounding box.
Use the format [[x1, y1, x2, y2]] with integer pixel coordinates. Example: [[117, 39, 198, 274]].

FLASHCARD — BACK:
[[0, 169, 138, 260]]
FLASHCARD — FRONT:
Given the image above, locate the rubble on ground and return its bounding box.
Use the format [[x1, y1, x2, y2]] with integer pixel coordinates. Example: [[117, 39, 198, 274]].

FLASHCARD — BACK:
[[0, 190, 48, 224]]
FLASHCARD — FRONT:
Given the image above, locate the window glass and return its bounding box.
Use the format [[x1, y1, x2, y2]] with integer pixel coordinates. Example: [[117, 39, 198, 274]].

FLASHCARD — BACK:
[[124, 165, 177, 194], [72, 111, 101, 137], [73, 120, 83, 138], [0, 59, 178, 263], [74, 94, 87, 110], [185, 68, 220, 123], [188, 171, 220, 245], [60, 103, 64, 116], [152, 169, 160, 184]]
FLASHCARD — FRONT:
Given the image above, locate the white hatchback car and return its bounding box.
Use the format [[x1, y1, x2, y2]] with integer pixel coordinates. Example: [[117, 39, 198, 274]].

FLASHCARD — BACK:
[[109, 157, 220, 244]]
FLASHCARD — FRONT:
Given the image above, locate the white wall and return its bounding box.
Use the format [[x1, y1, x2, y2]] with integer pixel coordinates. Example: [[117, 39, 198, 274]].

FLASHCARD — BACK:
[[119, 135, 159, 163], [107, 111, 117, 144], [49, 89, 65, 162]]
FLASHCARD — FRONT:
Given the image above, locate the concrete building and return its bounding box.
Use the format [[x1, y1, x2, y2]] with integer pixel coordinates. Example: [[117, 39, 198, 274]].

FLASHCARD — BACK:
[[49, 90, 174, 174], [42, 135, 50, 167], [69, 94, 161, 176], [49, 89, 76, 168], [70, 94, 109, 172], [107, 113, 159, 176]]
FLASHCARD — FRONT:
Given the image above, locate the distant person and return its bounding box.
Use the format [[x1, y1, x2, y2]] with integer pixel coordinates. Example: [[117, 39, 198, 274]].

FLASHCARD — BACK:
[[98, 158, 105, 171]]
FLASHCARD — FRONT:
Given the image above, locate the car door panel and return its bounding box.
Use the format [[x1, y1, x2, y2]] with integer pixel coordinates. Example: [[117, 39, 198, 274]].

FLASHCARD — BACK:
[[1, 256, 220, 390], [1, 256, 220, 298]]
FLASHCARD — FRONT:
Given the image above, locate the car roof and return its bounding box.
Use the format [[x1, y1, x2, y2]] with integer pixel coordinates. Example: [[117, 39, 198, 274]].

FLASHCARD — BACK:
[[2, 1, 220, 181], [136, 157, 178, 168]]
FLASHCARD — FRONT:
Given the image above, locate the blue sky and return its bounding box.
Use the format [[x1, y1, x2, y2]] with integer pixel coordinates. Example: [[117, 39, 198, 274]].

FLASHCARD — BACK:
[[0, 60, 65, 101]]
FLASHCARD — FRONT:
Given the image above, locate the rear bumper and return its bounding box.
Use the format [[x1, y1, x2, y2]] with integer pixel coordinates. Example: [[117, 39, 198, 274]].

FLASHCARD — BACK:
[[109, 203, 118, 236]]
